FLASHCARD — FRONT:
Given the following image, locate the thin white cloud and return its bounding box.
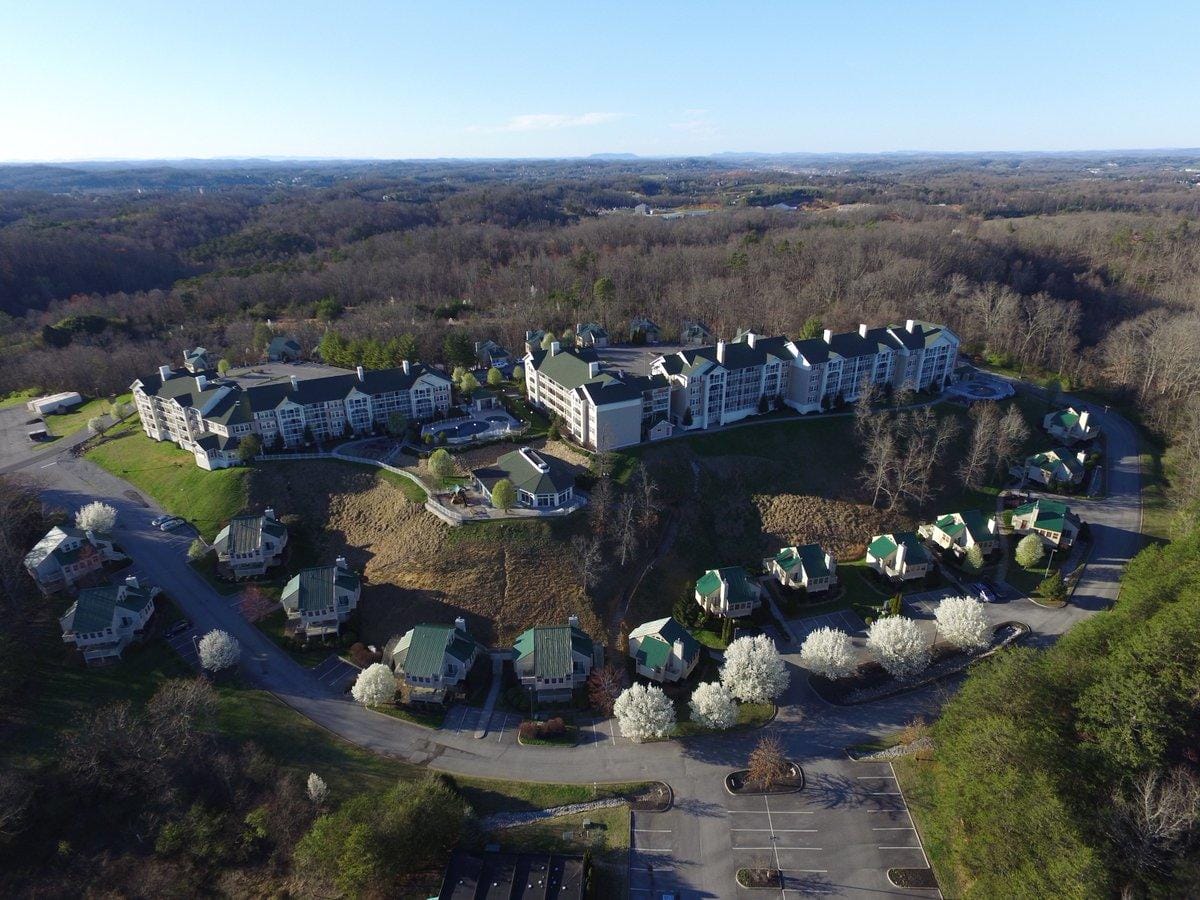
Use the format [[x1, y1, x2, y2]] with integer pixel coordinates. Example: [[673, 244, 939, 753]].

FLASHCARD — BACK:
[[468, 112, 625, 133], [669, 109, 720, 138]]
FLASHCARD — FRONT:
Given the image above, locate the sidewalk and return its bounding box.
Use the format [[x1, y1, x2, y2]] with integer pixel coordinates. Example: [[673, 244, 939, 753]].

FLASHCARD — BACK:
[[473, 652, 506, 739]]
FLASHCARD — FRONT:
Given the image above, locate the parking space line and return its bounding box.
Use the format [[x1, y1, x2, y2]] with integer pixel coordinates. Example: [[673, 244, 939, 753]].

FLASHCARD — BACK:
[[873, 826, 915, 831], [634, 848, 672, 853], [731, 828, 817, 833], [634, 829, 671, 833], [879, 845, 923, 850], [867, 791, 903, 795], [733, 846, 823, 851], [856, 775, 896, 780]]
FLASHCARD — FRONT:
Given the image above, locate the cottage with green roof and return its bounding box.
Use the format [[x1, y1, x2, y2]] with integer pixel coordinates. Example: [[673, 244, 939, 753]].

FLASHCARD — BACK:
[[267, 336, 302, 362], [213, 509, 288, 578], [60, 576, 157, 665], [1011, 498, 1081, 549], [1018, 447, 1087, 487], [920, 510, 999, 557], [392, 617, 486, 706], [764, 544, 837, 593], [1044, 406, 1097, 443], [694, 566, 763, 619], [866, 532, 932, 581], [473, 447, 576, 509], [574, 322, 609, 348], [280, 557, 361, 639], [628, 617, 701, 683], [24, 525, 122, 594], [512, 616, 601, 703]]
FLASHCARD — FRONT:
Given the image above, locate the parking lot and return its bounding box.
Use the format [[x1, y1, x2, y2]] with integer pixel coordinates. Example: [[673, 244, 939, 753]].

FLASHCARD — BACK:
[[443, 704, 524, 742], [630, 808, 686, 898], [312, 655, 360, 692], [789, 608, 867, 644]]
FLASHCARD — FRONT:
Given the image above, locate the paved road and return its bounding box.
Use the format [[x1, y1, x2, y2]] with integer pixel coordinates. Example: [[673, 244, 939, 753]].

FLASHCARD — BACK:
[[12, 387, 1143, 899]]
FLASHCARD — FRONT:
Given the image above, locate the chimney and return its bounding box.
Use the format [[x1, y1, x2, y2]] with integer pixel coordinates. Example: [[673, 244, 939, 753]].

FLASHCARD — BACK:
[[905, 319, 916, 333], [747, 332, 758, 348], [550, 340, 560, 356], [1079, 409, 1089, 431], [402, 359, 410, 375], [588, 361, 600, 377], [454, 616, 467, 632], [673, 638, 685, 661], [335, 555, 347, 570], [356, 365, 365, 382], [125, 575, 140, 590], [894, 540, 907, 571], [195, 374, 208, 390], [264, 507, 276, 521], [289, 375, 299, 391], [575, 322, 582, 334], [568, 614, 580, 628], [823, 329, 833, 344], [858, 323, 868, 338], [474, 341, 482, 353], [716, 340, 726, 364], [158, 365, 171, 381]]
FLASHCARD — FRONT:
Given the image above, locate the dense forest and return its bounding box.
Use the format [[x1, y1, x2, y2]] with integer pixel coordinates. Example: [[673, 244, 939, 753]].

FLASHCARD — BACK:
[[3, 153, 1198, 526]]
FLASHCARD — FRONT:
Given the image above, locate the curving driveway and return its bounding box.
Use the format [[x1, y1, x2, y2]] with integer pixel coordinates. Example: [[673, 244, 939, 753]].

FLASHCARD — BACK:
[[15, 388, 1144, 898]]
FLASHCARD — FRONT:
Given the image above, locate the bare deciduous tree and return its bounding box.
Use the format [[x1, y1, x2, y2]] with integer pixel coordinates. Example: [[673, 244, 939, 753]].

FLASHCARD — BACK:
[[571, 533, 604, 591], [747, 736, 791, 789], [1109, 767, 1200, 882]]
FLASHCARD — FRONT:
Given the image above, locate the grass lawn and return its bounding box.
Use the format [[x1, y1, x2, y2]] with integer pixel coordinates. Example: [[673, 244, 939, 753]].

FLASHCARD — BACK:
[[0, 388, 38, 409], [1005, 549, 1062, 597], [258, 608, 340, 668], [374, 466, 429, 503], [44, 393, 133, 438], [488, 805, 630, 854], [690, 626, 728, 650], [892, 756, 966, 897], [86, 420, 248, 541], [518, 723, 580, 746], [672, 699, 774, 737]]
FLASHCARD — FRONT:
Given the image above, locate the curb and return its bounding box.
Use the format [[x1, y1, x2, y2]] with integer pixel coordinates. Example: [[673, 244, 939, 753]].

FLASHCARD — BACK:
[[724, 763, 805, 795]]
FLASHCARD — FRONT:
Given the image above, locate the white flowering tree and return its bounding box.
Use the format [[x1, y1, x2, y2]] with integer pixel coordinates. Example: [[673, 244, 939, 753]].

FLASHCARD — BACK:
[[351, 663, 397, 707], [688, 681, 738, 731], [799, 626, 856, 680], [935, 595, 991, 650], [306, 772, 329, 805], [866, 616, 930, 679], [613, 683, 676, 742], [720, 634, 790, 703], [198, 629, 241, 673], [1015, 533, 1045, 568], [75, 500, 117, 534]]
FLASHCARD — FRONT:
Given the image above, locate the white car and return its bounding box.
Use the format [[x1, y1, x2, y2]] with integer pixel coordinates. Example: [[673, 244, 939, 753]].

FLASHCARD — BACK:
[[150, 514, 171, 527], [159, 517, 187, 531]]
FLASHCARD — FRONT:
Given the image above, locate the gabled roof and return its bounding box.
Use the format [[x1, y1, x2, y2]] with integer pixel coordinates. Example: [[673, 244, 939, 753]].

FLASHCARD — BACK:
[[671, 335, 792, 374], [887, 320, 957, 351], [25, 525, 93, 569], [268, 336, 301, 354], [576, 322, 608, 339], [1028, 448, 1083, 477], [62, 583, 153, 633], [215, 514, 285, 555], [513, 624, 594, 679], [695, 566, 759, 605], [396, 622, 481, 678], [933, 510, 993, 543], [1013, 498, 1078, 534], [773, 544, 831, 578], [474, 448, 575, 497], [1047, 408, 1081, 429], [629, 616, 701, 669], [869, 532, 930, 565], [282, 564, 360, 613]]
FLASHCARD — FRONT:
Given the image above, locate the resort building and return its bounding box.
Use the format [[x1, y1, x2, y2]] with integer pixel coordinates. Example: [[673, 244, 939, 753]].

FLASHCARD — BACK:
[[1018, 448, 1087, 487], [765, 544, 837, 593], [473, 448, 576, 509], [629, 317, 661, 343], [184, 347, 215, 373], [280, 558, 362, 639], [680, 320, 714, 346], [1044, 407, 1098, 443], [1012, 499, 1081, 549], [628, 616, 702, 684], [694, 566, 763, 619], [574, 322, 609, 348], [267, 336, 302, 362], [866, 532, 932, 581], [523, 318, 959, 452], [213, 510, 288, 578], [393, 617, 486, 706], [920, 510, 1000, 557], [512, 616, 601, 703], [131, 358, 452, 469], [60, 576, 157, 665], [24, 525, 123, 594], [475, 340, 512, 372]]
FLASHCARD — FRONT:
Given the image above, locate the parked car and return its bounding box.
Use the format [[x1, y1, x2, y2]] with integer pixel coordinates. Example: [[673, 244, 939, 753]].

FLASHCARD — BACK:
[[159, 517, 187, 531], [150, 514, 171, 527], [972, 582, 998, 603], [165, 619, 192, 637]]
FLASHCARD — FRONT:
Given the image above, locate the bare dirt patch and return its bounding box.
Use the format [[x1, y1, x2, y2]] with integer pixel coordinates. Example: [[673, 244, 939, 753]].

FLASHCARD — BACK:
[[248, 460, 605, 648]]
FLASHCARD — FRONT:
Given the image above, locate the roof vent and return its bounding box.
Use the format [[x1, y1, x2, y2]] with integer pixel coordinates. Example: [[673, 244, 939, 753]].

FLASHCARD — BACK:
[[568, 614, 580, 628], [335, 555, 348, 570], [520, 447, 550, 473], [264, 507, 276, 520], [454, 616, 467, 632], [858, 323, 868, 338]]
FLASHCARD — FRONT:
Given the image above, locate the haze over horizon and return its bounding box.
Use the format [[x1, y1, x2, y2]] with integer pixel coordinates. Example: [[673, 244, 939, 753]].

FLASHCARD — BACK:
[[2, 0, 1196, 162]]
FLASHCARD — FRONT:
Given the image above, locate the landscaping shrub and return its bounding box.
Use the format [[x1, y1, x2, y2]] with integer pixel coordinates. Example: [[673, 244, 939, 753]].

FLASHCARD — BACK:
[[542, 716, 566, 737], [517, 721, 539, 741]]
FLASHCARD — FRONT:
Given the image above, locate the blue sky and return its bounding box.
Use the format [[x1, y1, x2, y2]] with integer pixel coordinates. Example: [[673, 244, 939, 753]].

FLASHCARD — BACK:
[[1, 0, 1196, 160]]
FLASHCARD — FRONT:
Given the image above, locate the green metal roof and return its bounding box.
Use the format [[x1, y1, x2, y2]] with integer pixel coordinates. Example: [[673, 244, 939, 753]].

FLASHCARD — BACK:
[[1015, 499, 1076, 535], [474, 448, 574, 497], [399, 623, 480, 679], [695, 566, 758, 605], [772, 544, 830, 578], [513, 624, 593, 679], [1048, 409, 1080, 428], [282, 564, 360, 613], [529, 346, 604, 390], [64, 584, 152, 633], [870, 533, 929, 565], [629, 616, 700, 670], [868, 535, 897, 558]]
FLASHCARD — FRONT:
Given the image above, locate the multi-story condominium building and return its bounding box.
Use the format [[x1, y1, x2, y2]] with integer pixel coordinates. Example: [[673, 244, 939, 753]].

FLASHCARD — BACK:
[[523, 343, 671, 450], [512, 616, 602, 703], [213, 510, 288, 578], [393, 617, 486, 706], [524, 319, 958, 452], [280, 557, 362, 639], [132, 355, 452, 470], [24, 525, 123, 594], [60, 576, 157, 665]]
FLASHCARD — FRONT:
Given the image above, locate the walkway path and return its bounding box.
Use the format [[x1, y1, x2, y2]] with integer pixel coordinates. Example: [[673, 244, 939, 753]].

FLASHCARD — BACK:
[[473, 653, 505, 739]]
